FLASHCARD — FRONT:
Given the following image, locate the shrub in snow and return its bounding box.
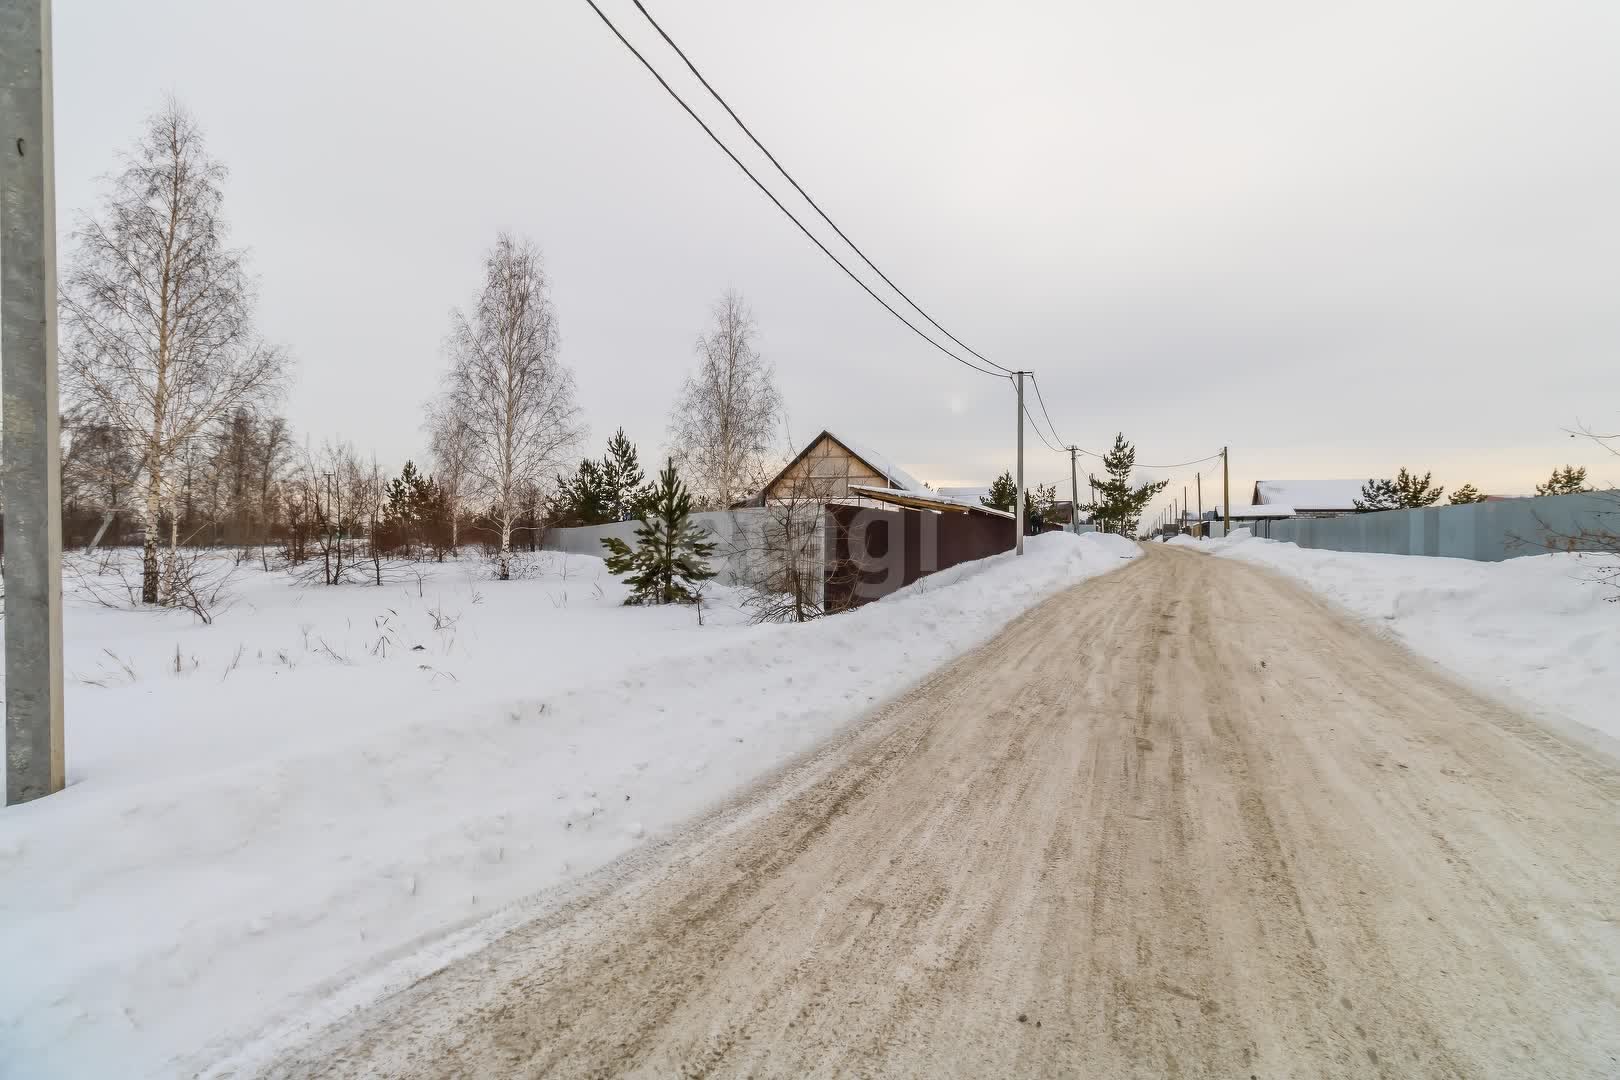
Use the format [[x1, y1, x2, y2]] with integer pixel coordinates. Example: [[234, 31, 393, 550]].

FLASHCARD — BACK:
[[601, 458, 717, 605]]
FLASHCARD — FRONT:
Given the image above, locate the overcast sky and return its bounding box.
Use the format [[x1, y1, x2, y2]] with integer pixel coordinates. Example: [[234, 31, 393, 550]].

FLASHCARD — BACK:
[[52, 0, 1620, 518]]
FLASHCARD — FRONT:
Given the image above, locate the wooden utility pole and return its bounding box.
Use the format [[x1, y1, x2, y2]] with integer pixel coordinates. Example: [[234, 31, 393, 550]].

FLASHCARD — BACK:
[[1067, 447, 1079, 534], [1183, 485, 1188, 533], [1222, 447, 1231, 537], [1014, 372, 1025, 555], [2, 0, 65, 805], [1196, 472, 1203, 538]]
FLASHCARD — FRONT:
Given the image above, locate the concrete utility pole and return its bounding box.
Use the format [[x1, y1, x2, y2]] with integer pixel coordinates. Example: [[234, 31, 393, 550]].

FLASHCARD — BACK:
[[1196, 472, 1203, 538], [1067, 447, 1079, 534], [1014, 372, 1025, 555], [1222, 446, 1231, 538], [1183, 485, 1188, 533], [2, 0, 65, 806]]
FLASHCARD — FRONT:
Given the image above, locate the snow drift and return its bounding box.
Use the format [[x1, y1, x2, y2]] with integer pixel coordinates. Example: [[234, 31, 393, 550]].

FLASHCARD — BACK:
[[0, 531, 1138, 1079], [1183, 532, 1619, 748]]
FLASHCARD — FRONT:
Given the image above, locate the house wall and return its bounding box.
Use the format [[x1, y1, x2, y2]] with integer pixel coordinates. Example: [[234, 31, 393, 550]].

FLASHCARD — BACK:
[[1222, 491, 1615, 561], [766, 434, 887, 502]]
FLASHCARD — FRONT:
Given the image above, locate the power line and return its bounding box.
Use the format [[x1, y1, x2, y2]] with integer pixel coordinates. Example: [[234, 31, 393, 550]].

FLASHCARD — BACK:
[[1028, 373, 1068, 449], [582, 0, 1008, 380], [590, 0, 1226, 486], [1022, 401, 1065, 455], [1134, 451, 1224, 470], [629, 0, 1016, 378], [1030, 374, 1121, 459], [1027, 379, 1219, 471]]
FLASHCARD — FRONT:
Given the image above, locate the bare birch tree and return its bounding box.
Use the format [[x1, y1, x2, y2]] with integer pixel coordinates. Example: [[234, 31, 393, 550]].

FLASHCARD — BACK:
[[442, 234, 582, 579], [61, 406, 138, 550], [425, 396, 473, 553], [61, 101, 286, 603], [668, 290, 782, 510], [255, 415, 292, 557]]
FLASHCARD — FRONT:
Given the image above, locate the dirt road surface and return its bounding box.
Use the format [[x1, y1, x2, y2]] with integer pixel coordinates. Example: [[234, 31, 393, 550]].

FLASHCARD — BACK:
[[265, 546, 1620, 1079]]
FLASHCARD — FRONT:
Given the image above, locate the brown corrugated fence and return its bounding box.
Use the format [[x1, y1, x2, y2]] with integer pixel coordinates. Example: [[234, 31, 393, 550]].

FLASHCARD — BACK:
[[823, 505, 1016, 611]]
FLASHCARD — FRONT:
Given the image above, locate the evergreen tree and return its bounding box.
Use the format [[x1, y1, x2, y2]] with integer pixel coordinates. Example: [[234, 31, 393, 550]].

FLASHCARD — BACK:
[[601, 458, 717, 605], [416, 476, 453, 560], [555, 429, 657, 525], [1356, 478, 1398, 511], [554, 458, 614, 526], [1079, 433, 1167, 535], [602, 427, 654, 521], [384, 460, 436, 555], [1029, 482, 1057, 531], [1449, 483, 1485, 505], [386, 461, 429, 524], [1392, 467, 1444, 507], [1357, 467, 1443, 510], [1536, 465, 1590, 496], [981, 470, 1018, 512]]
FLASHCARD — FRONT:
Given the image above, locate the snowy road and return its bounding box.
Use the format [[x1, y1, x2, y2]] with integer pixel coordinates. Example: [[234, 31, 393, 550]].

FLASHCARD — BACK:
[[264, 546, 1620, 1079]]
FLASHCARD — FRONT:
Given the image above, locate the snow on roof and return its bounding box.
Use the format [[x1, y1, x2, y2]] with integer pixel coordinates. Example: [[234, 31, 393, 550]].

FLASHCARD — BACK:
[[938, 485, 991, 503], [847, 485, 1016, 519], [1253, 479, 1369, 510], [1214, 504, 1297, 519], [831, 434, 925, 493]]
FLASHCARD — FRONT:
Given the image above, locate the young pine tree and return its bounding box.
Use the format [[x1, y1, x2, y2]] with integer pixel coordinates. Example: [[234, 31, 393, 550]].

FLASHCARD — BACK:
[[383, 460, 430, 556], [1082, 433, 1167, 535], [981, 470, 1018, 512], [1536, 465, 1590, 496], [1358, 467, 1443, 510], [1029, 482, 1057, 530], [1449, 483, 1485, 504], [601, 458, 717, 605], [602, 427, 654, 521], [1392, 467, 1444, 507], [1356, 478, 1398, 511], [554, 458, 615, 526]]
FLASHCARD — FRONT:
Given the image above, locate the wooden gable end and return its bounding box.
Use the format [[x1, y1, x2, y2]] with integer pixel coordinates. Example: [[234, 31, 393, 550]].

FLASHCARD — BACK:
[[764, 433, 887, 503]]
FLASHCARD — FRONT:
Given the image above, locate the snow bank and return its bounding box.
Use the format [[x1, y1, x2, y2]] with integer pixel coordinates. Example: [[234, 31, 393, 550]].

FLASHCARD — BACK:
[[0, 533, 1137, 1079], [1194, 534, 1620, 746]]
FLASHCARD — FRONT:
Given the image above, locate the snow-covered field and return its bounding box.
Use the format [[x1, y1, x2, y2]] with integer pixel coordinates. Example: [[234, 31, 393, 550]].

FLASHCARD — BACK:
[[1172, 531, 1620, 747], [0, 532, 1138, 1080]]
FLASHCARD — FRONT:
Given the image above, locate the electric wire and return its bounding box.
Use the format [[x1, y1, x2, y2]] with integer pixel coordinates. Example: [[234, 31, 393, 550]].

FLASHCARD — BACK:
[[1133, 451, 1224, 470], [581, 0, 1008, 380], [588, 0, 1232, 478], [1028, 373, 1076, 452], [629, 0, 1017, 377], [1021, 401, 1065, 455]]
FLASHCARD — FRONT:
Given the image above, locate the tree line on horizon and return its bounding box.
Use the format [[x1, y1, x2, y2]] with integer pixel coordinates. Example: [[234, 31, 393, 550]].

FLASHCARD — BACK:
[[48, 100, 787, 604], [1355, 464, 1595, 511], [31, 100, 1617, 607]]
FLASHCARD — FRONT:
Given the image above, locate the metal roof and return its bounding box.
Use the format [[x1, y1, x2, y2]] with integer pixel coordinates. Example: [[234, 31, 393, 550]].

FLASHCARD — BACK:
[[847, 485, 1016, 520]]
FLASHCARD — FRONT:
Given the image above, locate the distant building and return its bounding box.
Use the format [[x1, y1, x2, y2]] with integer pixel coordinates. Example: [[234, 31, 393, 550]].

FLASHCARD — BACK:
[[731, 430, 1015, 612], [1251, 479, 1371, 518], [1215, 504, 1298, 521], [733, 431, 924, 508], [938, 487, 1081, 525]]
